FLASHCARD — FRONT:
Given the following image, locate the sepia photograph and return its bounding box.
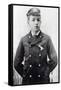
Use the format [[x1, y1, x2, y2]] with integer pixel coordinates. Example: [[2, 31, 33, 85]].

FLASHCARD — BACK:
[[10, 4, 60, 85]]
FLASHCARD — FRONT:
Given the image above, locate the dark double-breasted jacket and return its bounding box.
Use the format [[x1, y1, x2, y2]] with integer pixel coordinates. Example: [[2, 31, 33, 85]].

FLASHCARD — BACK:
[[14, 31, 57, 85]]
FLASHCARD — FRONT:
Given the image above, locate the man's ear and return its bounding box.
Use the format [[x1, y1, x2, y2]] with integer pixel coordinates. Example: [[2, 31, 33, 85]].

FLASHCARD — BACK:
[[27, 15, 30, 24], [27, 19, 29, 25]]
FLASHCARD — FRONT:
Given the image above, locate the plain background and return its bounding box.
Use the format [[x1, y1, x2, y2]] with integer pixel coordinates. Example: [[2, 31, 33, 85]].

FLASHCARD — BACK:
[[13, 5, 58, 83], [0, 0, 61, 90]]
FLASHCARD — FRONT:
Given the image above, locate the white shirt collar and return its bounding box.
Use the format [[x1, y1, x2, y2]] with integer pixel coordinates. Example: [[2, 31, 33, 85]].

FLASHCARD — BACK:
[[31, 30, 41, 36]]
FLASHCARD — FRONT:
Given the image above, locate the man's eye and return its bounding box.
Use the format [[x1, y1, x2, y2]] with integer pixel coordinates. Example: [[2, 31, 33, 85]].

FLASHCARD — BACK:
[[37, 19, 40, 21], [32, 19, 35, 21]]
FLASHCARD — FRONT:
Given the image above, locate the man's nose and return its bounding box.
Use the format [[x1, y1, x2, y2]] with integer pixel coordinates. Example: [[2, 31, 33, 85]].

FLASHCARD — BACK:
[[35, 20, 38, 25]]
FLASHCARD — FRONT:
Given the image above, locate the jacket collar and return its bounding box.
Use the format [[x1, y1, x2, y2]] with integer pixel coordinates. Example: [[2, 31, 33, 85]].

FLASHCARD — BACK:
[[28, 30, 43, 46]]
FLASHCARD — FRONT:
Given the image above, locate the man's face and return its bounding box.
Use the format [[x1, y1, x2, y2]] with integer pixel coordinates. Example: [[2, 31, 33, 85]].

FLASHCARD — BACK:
[[28, 15, 41, 32]]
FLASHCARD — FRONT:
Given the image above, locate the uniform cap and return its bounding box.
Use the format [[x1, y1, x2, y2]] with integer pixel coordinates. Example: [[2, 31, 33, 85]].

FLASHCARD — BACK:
[[27, 8, 41, 16]]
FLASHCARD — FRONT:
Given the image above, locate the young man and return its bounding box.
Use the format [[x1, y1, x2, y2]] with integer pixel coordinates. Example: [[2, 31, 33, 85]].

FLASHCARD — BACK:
[[14, 8, 57, 85]]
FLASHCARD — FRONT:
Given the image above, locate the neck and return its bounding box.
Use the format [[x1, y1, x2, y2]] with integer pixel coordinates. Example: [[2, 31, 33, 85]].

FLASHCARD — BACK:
[[31, 30, 40, 36]]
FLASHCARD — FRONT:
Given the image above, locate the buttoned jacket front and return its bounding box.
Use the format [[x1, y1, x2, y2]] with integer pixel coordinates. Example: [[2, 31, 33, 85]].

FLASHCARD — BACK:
[[14, 31, 57, 84]]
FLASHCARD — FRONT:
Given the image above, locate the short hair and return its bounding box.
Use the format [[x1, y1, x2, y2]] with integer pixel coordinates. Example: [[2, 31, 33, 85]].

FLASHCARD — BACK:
[[26, 8, 41, 17]]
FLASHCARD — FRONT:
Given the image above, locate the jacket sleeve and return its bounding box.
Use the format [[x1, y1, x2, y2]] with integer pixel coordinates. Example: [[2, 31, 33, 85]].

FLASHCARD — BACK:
[[47, 36, 57, 72], [14, 38, 24, 77]]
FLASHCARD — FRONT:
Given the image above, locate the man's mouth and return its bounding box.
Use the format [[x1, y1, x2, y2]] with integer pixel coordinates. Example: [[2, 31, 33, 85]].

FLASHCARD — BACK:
[[35, 26, 39, 28]]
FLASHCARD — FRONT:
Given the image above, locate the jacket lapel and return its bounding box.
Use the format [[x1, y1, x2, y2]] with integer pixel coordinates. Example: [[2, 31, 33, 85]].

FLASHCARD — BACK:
[[28, 31, 43, 46]]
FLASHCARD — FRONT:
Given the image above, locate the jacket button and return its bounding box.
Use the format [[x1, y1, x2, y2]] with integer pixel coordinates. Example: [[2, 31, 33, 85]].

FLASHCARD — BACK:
[[29, 54, 31, 57], [40, 36, 41, 38], [29, 75, 32, 78], [30, 65, 32, 67], [38, 75, 40, 77], [39, 54, 41, 57], [38, 64, 41, 67]]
